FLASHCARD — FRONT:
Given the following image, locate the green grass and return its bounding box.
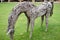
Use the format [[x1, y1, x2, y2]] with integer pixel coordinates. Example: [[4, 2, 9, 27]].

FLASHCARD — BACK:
[[0, 2, 60, 40]]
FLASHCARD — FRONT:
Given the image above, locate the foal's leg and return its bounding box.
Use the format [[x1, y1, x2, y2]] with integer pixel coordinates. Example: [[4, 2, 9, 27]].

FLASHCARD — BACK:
[[29, 18, 34, 39], [41, 15, 44, 27]]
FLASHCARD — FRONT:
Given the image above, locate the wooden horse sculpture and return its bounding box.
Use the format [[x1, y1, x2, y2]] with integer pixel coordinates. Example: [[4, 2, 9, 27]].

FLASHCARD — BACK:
[[7, 1, 54, 40]]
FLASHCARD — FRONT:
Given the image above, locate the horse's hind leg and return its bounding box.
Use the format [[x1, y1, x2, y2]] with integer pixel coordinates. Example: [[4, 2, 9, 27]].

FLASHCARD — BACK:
[[45, 14, 49, 32], [41, 15, 44, 27]]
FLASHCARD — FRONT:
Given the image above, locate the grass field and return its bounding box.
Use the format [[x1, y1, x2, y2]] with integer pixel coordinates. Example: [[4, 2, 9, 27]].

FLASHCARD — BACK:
[[0, 2, 60, 40]]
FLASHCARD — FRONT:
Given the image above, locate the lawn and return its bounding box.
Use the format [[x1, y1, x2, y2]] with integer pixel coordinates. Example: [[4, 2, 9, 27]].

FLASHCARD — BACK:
[[0, 2, 60, 40]]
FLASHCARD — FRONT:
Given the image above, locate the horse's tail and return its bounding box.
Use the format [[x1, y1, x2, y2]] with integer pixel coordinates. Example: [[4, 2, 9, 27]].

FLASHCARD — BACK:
[[50, 2, 54, 16]]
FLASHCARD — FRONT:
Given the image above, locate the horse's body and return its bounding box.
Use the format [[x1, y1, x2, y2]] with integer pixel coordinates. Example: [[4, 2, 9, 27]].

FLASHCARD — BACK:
[[7, 1, 53, 40]]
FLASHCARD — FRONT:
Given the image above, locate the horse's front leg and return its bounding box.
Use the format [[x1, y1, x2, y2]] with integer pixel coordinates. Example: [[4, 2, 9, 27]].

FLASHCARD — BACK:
[[29, 18, 34, 39], [27, 18, 30, 32], [24, 13, 30, 32]]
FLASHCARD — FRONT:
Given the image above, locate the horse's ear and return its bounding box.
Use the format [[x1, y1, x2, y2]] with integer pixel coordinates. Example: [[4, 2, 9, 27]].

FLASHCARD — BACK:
[[50, 2, 54, 16]]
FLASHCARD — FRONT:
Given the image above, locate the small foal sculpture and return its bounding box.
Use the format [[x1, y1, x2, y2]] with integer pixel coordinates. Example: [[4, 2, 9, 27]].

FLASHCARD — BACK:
[[7, 1, 53, 40]]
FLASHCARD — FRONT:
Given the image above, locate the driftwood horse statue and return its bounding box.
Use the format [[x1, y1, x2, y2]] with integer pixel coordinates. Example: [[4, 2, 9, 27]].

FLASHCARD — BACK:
[[7, 1, 53, 40]]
